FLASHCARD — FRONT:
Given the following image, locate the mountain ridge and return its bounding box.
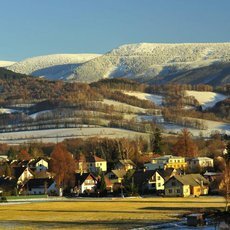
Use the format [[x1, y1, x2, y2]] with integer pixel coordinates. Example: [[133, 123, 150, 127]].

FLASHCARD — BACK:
[[5, 43, 230, 85]]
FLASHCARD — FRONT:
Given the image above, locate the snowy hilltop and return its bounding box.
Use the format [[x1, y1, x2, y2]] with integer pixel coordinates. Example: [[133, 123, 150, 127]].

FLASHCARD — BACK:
[[71, 43, 230, 85], [7, 54, 101, 80], [0, 61, 15, 67], [5, 43, 230, 85]]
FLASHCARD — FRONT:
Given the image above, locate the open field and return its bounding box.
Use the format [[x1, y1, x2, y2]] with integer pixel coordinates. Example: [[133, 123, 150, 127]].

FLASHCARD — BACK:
[[0, 127, 149, 144], [0, 196, 226, 229]]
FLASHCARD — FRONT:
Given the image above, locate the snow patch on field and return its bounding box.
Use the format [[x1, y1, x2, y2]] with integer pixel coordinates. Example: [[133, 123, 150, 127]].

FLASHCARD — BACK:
[[102, 99, 147, 113], [0, 127, 148, 144], [186, 90, 227, 109], [163, 120, 230, 137], [0, 108, 16, 114], [29, 110, 52, 119], [123, 91, 163, 106]]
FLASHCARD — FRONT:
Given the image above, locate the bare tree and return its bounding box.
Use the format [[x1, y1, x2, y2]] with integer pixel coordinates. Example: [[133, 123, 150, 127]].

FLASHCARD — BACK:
[[173, 128, 198, 157], [50, 144, 75, 196]]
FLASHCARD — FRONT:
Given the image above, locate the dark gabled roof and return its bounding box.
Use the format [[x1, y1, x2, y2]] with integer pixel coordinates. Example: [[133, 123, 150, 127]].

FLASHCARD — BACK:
[[0, 176, 16, 188], [157, 168, 174, 179], [23, 178, 54, 189], [133, 170, 157, 186], [13, 166, 35, 180], [165, 174, 210, 187], [13, 166, 27, 179], [75, 173, 97, 186]]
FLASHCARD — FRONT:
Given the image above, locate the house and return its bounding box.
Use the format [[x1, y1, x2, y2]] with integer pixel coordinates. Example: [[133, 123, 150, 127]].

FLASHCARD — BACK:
[[203, 171, 223, 194], [115, 159, 136, 171], [17, 167, 34, 186], [106, 169, 127, 184], [17, 169, 53, 195], [86, 155, 107, 173], [34, 158, 49, 172], [187, 157, 214, 172], [133, 170, 164, 194], [74, 173, 97, 194], [133, 168, 180, 194], [164, 174, 209, 197], [21, 178, 54, 195], [145, 155, 187, 171]]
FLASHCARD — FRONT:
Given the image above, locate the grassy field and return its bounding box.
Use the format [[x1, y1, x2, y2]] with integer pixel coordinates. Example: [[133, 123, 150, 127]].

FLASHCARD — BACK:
[[0, 196, 226, 229]]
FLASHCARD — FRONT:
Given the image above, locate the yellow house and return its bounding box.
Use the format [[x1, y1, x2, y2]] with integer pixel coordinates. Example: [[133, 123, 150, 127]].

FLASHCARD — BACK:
[[165, 156, 187, 170], [164, 174, 209, 197], [145, 155, 187, 170], [87, 155, 107, 173]]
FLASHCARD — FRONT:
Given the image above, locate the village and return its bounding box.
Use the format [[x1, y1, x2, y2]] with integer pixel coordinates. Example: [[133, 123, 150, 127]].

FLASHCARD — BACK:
[[0, 147, 228, 200]]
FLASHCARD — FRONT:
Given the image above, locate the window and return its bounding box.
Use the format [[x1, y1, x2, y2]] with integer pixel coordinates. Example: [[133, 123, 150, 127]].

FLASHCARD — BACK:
[[169, 189, 172, 193], [158, 183, 161, 187], [157, 176, 161, 180]]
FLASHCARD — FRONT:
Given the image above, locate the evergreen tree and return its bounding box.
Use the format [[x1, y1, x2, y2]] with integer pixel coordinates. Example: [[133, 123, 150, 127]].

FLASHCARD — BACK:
[[123, 169, 137, 196], [7, 147, 17, 160], [97, 172, 107, 196], [151, 128, 162, 154]]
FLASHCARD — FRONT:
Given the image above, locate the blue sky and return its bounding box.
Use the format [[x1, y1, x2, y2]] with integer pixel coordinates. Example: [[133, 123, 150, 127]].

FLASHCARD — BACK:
[[0, 0, 229, 61]]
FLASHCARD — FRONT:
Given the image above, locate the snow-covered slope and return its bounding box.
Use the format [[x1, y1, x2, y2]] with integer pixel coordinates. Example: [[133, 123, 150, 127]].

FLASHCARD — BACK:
[[0, 61, 15, 67], [72, 43, 230, 84], [123, 91, 163, 106], [7, 54, 100, 80], [186, 90, 227, 109], [0, 108, 17, 114]]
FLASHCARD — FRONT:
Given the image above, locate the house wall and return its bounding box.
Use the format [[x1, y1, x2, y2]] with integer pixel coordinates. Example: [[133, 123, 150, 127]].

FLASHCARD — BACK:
[[165, 157, 187, 169], [18, 168, 34, 184], [28, 187, 45, 195], [165, 178, 190, 197], [147, 172, 165, 191], [87, 161, 107, 173], [188, 158, 214, 170], [47, 182, 59, 195], [81, 180, 96, 193], [191, 186, 201, 197], [144, 163, 164, 170], [35, 159, 48, 172]]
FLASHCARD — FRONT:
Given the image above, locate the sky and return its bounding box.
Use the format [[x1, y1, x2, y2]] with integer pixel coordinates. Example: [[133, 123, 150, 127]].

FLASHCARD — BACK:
[[0, 0, 230, 61]]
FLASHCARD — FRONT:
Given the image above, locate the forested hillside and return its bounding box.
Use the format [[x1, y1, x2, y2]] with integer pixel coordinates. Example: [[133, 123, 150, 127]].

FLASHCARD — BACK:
[[0, 69, 229, 138]]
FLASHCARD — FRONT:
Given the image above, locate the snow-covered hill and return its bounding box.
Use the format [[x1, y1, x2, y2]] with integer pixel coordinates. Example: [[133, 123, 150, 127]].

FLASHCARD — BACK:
[[186, 90, 227, 109], [7, 54, 101, 80], [72, 43, 230, 84], [0, 61, 15, 67]]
